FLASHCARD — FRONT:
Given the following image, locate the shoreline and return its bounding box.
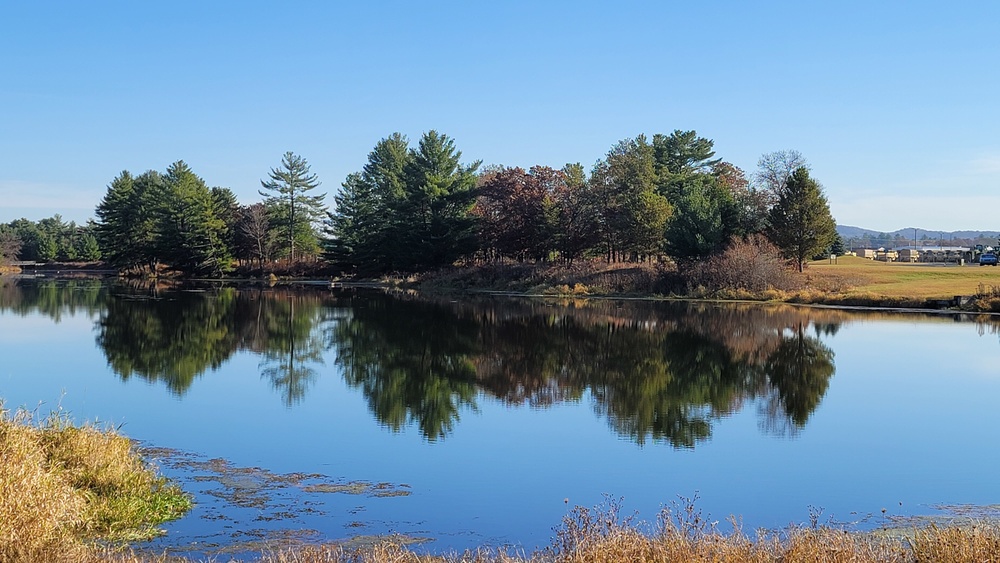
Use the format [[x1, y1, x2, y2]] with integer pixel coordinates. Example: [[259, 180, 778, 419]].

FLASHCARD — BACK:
[[6, 258, 1000, 315]]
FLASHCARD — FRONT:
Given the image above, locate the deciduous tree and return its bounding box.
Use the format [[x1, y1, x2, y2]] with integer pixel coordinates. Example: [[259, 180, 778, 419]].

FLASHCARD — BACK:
[[0, 226, 21, 264], [755, 149, 807, 202], [474, 166, 560, 262], [235, 203, 274, 269], [551, 163, 599, 264]]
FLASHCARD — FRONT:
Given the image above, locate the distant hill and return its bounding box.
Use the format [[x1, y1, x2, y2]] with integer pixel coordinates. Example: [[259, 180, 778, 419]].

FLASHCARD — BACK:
[[837, 225, 1000, 247], [837, 225, 1000, 242]]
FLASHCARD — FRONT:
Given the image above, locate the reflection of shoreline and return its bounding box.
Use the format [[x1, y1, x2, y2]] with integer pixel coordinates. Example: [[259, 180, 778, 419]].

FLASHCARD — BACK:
[[6, 278, 1000, 447], [333, 292, 838, 446]]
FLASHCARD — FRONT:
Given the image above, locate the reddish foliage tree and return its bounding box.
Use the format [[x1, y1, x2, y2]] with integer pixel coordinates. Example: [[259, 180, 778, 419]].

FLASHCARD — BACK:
[[474, 166, 563, 262]]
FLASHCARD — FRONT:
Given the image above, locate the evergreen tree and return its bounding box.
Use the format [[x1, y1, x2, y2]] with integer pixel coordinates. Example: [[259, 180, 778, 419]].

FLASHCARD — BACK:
[[157, 161, 231, 276], [813, 231, 846, 260], [327, 133, 411, 272], [76, 230, 101, 261], [95, 170, 163, 273], [326, 172, 371, 268], [259, 152, 327, 262], [396, 131, 480, 271], [653, 130, 722, 191], [590, 136, 671, 261], [664, 174, 738, 261], [767, 168, 836, 272], [211, 187, 241, 260]]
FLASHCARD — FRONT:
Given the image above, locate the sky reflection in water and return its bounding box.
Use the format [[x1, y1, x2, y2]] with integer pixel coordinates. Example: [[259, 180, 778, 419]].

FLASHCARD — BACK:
[[2, 278, 1000, 556]]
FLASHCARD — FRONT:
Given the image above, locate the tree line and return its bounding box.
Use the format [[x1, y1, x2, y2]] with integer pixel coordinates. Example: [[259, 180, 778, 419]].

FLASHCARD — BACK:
[[1, 129, 838, 277], [0, 215, 101, 264], [328, 130, 838, 275]]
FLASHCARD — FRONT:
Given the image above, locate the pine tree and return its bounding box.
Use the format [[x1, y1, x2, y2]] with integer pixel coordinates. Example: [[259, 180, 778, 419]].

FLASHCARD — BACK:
[[158, 161, 231, 276], [259, 152, 327, 262], [767, 168, 836, 272], [95, 170, 162, 273], [327, 133, 411, 273], [396, 131, 480, 271], [664, 174, 738, 261], [590, 136, 671, 261]]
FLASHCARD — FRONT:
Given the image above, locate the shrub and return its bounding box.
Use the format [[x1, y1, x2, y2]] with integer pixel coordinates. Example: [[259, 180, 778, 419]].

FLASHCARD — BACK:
[[682, 234, 797, 295]]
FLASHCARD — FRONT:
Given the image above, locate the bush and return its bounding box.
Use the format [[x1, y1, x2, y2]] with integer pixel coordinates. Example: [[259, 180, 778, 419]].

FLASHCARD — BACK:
[[682, 234, 797, 295]]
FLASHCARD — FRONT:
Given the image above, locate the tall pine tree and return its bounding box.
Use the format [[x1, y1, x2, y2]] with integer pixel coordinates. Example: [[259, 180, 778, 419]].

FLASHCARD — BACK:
[[95, 170, 163, 273], [260, 152, 327, 262]]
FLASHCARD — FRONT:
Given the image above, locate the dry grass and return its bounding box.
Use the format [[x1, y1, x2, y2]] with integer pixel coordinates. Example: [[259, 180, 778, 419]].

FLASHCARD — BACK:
[[0, 404, 191, 563], [0, 409, 85, 562], [806, 257, 1000, 300], [174, 503, 1000, 563]]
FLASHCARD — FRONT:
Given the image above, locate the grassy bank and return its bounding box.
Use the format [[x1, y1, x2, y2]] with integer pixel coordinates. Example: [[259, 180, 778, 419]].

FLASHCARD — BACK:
[[0, 405, 191, 562]]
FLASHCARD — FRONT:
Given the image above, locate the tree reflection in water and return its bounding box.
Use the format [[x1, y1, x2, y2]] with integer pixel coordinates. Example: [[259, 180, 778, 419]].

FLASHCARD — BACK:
[[333, 295, 841, 447], [6, 278, 931, 446], [332, 294, 479, 441]]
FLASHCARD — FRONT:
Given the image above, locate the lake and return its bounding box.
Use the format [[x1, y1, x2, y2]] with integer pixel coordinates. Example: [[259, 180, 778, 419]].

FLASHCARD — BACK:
[[2, 276, 1000, 557]]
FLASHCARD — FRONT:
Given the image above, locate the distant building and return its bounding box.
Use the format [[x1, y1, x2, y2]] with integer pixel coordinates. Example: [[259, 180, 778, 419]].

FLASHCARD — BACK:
[[893, 246, 971, 264]]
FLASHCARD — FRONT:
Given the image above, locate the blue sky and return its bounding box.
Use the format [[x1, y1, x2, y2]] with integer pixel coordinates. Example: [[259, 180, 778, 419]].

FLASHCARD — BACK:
[[2, 1, 998, 232]]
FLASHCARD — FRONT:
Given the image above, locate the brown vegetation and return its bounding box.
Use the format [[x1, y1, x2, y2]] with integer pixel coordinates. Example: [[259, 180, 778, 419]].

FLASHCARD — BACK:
[[112, 502, 1000, 562], [6, 403, 1000, 562], [682, 234, 798, 294], [418, 261, 670, 296], [0, 406, 191, 563]]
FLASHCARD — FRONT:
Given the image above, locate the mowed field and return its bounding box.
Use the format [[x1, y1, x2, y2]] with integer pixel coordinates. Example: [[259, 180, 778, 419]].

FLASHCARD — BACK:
[[805, 256, 1000, 299]]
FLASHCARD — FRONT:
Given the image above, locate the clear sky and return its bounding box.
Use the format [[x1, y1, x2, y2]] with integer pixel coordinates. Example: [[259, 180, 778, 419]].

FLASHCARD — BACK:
[[2, 1, 998, 232]]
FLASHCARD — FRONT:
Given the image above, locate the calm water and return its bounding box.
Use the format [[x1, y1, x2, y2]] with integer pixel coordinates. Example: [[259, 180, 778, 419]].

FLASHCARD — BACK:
[[2, 277, 1000, 555]]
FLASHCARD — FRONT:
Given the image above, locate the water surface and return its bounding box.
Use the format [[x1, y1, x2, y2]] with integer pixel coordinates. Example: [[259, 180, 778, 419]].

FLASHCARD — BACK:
[[2, 277, 999, 555]]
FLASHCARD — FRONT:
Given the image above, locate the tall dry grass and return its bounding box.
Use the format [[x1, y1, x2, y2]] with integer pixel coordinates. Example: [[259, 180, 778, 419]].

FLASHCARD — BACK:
[[0, 404, 191, 562], [224, 499, 1000, 563], [7, 401, 1000, 563], [0, 408, 85, 562]]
